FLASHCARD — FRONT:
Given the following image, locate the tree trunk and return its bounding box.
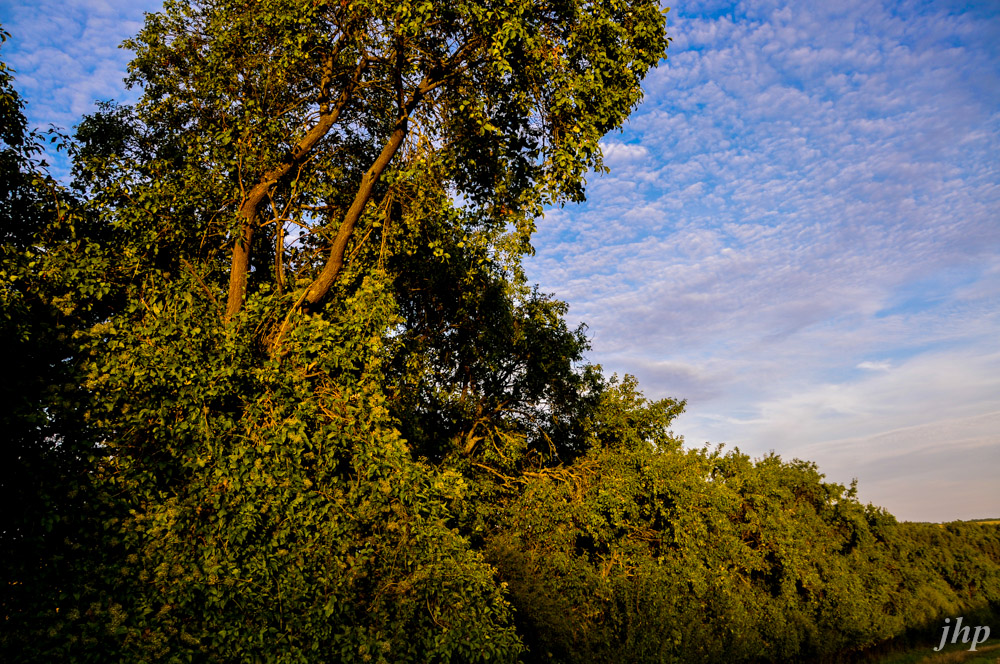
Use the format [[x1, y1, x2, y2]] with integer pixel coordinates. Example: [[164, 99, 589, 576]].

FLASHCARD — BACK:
[[223, 56, 362, 322], [303, 75, 441, 309]]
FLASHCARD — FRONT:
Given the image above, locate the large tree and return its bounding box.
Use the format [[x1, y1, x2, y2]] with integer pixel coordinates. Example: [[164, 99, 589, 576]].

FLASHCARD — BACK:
[[66, 0, 673, 506], [4, 2, 673, 661]]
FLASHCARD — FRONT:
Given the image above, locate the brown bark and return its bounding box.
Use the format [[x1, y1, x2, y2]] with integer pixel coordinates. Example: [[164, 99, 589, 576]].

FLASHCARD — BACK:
[[297, 38, 486, 310], [302, 121, 406, 307], [302, 74, 444, 309], [223, 55, 364, 322]]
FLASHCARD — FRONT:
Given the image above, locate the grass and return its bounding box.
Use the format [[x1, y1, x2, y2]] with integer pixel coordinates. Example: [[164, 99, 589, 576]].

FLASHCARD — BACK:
[[873, 638, 1000, 664]]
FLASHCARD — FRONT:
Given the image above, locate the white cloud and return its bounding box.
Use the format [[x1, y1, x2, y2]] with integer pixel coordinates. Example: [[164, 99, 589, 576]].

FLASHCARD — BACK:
[[856, 360, 891, 371], [600, 141, 651, 166], [528, 0, 1000, 520], [666, 346, 1000, 521], [1, 0, 160, 177], [795, 409, 1000, 522]]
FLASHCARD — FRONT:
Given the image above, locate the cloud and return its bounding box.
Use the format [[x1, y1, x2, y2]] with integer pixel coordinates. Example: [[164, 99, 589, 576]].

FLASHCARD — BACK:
[[796, 410, 1000, 522], [600, 141, 652, 166], [527, 0, 1000, 520], [856, 360, 891, 371], [670, 347, 1000, 520], [1, 0, 159, 177]]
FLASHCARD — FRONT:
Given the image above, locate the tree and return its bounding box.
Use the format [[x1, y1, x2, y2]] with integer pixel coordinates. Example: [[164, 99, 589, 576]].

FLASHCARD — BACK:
[[114, 0, 670, 325], [4, 2, 672, 661]]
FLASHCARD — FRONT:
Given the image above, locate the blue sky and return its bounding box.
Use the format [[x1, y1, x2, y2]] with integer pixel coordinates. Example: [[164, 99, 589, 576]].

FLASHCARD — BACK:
[[2, 0, 998, 521]]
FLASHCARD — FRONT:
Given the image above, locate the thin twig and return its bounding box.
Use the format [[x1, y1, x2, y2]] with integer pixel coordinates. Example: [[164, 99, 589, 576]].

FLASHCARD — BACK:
[[180, 257, 222, 314]]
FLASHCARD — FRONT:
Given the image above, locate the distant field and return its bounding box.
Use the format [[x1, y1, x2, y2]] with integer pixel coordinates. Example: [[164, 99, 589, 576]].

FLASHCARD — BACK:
[[924, 520, 1000, 528]]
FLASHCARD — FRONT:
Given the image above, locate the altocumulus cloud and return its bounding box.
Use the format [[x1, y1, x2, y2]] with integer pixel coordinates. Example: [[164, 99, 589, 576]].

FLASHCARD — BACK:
[[2, 0, 998, 520], [1, 0, 159, 178], [527, 0, 1000, 521]]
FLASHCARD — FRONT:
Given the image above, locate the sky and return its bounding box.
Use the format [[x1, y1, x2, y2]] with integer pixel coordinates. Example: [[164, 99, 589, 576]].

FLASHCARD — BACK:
[[2, 0, 998, 521]]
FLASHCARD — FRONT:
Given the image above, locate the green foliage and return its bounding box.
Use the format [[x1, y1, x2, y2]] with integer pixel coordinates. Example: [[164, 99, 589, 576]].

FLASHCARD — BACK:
[[0, 26, 45, 249], [487, 439, 1000, 663], [125, 0, 667, 201], [77, 278, 522, 662], [96, 0, 672, 319], [1, 25, 121, 661]]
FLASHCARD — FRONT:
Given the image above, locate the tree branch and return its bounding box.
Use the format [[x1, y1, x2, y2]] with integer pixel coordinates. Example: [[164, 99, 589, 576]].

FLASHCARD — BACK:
[[300, 76, 431, 309], [299, 40, 480, 310], [223, 52, 367, 322]]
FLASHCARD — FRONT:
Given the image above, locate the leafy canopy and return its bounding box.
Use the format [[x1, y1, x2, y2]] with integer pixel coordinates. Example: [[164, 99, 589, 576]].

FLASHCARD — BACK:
[[105, 0, 670, 319]]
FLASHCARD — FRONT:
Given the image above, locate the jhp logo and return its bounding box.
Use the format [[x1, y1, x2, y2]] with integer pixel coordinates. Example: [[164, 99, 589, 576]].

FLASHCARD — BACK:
[[934, 617, 991, 652]]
